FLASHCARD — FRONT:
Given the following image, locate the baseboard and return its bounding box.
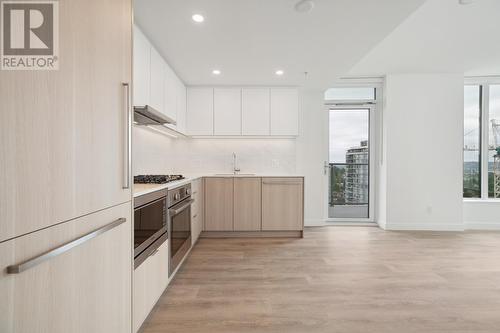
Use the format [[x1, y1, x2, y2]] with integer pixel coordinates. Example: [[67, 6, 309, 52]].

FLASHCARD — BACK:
[[385, 223, 464, 231], [304, 219, 327, 227], [465, 222, 500, 230], [201, 230, 303, 238]]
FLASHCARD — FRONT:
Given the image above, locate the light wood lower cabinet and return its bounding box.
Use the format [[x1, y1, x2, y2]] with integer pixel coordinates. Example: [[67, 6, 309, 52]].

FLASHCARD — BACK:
[[204, 178, 234, 231], [0, 203, 132, 333], [262, 178, 304, 231], [202, 177, 304, 235], [234, 178, 262, 231], [133, 240, 169, 333], [191, 178, 204, 243]]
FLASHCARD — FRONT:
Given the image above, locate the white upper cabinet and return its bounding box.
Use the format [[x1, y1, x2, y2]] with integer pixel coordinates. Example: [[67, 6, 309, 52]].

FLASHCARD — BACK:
[[187, 88, 214, 135], [133, 25, 187, 134], [214, 88, 242, 135], [176, 80, 187, 133], [149, 47, 165, 114], [242, 88, 270, 135], [164, 65, 178, 123], [133, 26, 150, 107], [270, 88, 299, 136]]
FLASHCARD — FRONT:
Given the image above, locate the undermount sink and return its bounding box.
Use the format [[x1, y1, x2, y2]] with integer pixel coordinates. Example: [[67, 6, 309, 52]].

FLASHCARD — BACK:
[[214, 173, 256, 176]]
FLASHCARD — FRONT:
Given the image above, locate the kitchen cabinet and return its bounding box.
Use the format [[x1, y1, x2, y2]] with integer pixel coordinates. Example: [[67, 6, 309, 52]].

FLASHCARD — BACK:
[[270, 88, 299, 136], [0, 0, 132, 242], [176, 79, 187, 133], [262, 178, 304, 231], [187, 88, 214, 135], [164, 65, 178, 123], [0, 203, 132, 333], [186, 87, 299, 137], [204, 178, 234, 231], [234, 178, 262, 231], [133, 240, 169, 333], [133, 25, 151, 107], [191, 178, 204, 243], [214, 88, 242, 135], [150, 47, 166, 114], [242, 88, 270, 135]]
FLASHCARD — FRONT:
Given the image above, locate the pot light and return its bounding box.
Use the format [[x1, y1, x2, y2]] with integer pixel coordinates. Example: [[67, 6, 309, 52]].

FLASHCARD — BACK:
[[212, 69, 221, 75], [275, 70, 284, 76], [295, 0, 315, 13], [192, 14, 204, 23]]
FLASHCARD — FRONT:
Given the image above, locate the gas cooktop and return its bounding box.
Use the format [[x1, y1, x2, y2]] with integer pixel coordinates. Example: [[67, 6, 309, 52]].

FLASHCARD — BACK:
[[134, 175, 185, 184]]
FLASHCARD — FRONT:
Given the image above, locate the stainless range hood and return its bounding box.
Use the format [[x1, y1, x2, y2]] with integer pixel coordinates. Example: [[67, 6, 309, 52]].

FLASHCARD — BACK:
[[133, 105, 177, 125]]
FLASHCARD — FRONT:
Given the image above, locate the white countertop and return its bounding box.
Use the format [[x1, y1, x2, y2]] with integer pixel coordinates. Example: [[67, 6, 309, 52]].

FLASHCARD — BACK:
[[133, 174, 303, 197]]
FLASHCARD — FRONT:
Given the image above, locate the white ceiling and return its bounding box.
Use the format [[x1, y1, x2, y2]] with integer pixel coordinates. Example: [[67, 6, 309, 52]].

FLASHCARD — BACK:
[[134, 0, 425, 89], [349, 0, 500, 77]]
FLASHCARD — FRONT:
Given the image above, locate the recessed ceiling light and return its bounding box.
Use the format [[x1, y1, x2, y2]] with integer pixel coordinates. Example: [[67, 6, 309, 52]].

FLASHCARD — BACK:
[[212, 69, 221, 75], [295, 0, 315, 13], [275, 70, 284, 76], [192, 14, 204, 23], [459, 0, 475, 4]]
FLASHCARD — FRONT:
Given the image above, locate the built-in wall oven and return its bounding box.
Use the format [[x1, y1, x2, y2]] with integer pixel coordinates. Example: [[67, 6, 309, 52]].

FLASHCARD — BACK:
[[134, 189, 168, 268], [168, 184, 193, 275]]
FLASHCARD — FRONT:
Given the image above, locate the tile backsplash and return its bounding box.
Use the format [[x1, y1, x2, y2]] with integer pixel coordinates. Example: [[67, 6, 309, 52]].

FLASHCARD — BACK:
[[133, 126, 297, 175]]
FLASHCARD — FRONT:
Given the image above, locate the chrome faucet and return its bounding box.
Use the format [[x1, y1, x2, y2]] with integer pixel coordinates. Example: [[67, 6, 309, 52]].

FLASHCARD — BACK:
[[232, 152, 241, 174]]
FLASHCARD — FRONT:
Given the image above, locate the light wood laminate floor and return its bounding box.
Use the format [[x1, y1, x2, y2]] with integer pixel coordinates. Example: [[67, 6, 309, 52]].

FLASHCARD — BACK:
[[141, 227, 500, 333]]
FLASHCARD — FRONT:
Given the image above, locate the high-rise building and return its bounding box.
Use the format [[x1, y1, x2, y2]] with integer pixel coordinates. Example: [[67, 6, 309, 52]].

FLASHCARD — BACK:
[[345, 140, 369, 204]]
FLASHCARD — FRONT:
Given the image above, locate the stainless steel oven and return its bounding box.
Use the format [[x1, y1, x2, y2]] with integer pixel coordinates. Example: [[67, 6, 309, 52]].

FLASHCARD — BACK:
[[134, 189, 168, 268], [168, 184, 193, 275]]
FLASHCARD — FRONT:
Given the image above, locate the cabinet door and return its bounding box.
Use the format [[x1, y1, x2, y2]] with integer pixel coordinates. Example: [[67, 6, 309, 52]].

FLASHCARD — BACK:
[[133, 240, 168, 333], [214, 88, 242, 135], [234, 178, 262, 231], [187, 88, 214, 135], [176, 78, 187, 134], [262, 178, 304, 231], [149, 47, 165, 113], [164, 64, 178, 123], [0, 203, 132, 333], [204, 178, 234, 231], [242, 88, 270, 135], [270, 88, 299, 136], [133, 25, 150, 107], [0, 0, 132, 242]]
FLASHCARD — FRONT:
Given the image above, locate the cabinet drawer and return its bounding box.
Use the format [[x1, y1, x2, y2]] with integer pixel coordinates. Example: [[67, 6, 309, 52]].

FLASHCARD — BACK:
[[133, 240, 168, 332], [0, 203, 132, 333]]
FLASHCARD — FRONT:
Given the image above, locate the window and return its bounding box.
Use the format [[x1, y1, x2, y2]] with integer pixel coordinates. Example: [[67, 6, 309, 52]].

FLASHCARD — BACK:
[[463, 81, 500, 199], [489, 85, 500, 198], [463, 85, 481, 198]]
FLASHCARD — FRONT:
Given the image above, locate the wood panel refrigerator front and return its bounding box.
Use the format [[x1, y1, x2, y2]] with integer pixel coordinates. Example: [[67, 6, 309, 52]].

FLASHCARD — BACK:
[[0, 0, 132, 242], [0, 203, 132, 333]]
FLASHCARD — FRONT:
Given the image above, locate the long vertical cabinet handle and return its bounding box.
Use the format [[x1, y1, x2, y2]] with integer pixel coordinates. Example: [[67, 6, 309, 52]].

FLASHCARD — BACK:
[[122, 83, 131, 189]]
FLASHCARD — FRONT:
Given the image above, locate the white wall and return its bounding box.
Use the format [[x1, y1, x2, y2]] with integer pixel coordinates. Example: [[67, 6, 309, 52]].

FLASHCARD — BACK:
[[464, 201, 500, 230], [380, 73, 464, 230], [296, 89, 328, 226]]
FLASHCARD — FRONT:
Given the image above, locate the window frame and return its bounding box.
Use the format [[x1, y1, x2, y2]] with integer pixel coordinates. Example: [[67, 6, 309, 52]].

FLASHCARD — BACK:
[[464, 76, 500, 200]]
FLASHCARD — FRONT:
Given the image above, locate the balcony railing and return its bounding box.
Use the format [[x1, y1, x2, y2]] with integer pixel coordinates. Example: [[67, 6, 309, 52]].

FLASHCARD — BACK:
[[328, 163, 369, 206]]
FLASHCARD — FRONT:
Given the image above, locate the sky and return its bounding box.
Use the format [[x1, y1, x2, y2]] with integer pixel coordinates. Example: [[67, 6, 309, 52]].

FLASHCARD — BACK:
[[329, 109, 369, 163]]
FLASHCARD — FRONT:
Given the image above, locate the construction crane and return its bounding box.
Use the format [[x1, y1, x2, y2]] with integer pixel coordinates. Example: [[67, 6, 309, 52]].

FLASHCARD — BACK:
[[492, 119, 500, 198]]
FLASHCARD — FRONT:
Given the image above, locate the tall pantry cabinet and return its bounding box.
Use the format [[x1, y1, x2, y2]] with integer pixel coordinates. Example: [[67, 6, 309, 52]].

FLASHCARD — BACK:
[[0, 0, 133, 332]]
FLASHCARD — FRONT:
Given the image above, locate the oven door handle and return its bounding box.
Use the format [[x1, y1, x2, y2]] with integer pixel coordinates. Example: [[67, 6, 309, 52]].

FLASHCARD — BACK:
[[169, 199, 194, 215]]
